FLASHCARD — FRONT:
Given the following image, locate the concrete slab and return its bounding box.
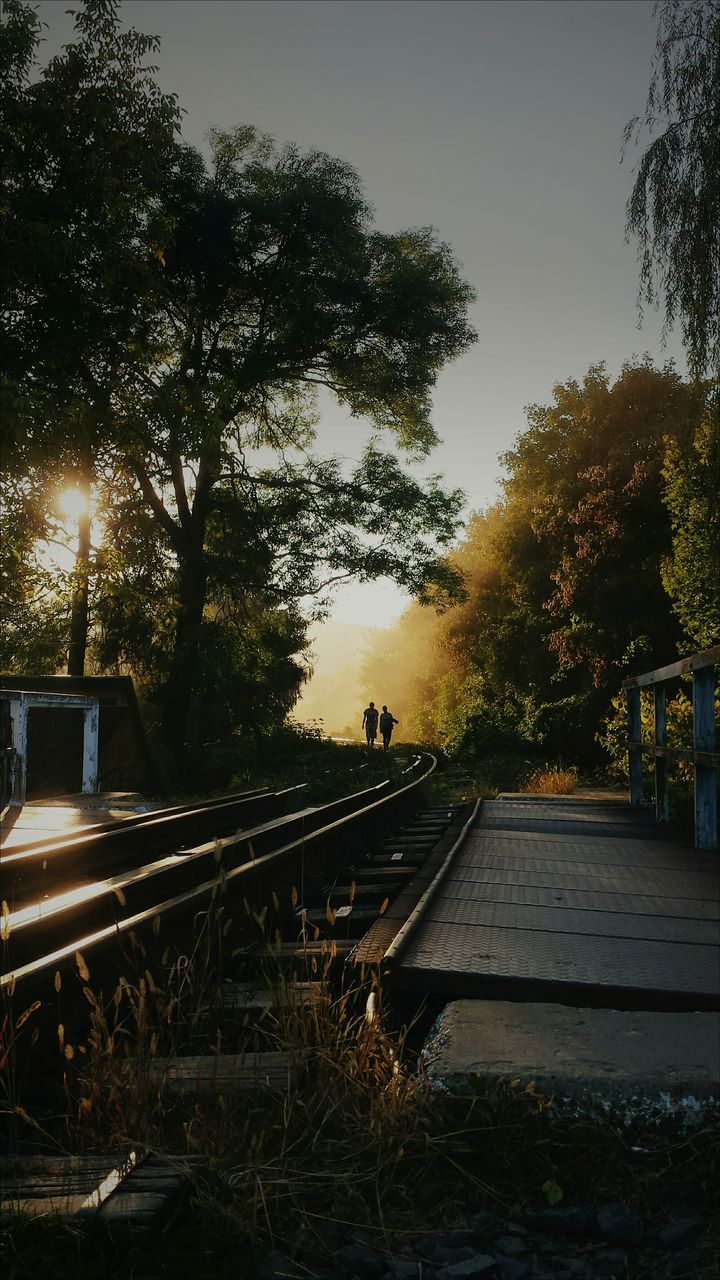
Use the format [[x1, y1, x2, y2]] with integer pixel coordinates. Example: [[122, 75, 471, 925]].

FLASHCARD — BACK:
[[424, 999, 720, 1126]]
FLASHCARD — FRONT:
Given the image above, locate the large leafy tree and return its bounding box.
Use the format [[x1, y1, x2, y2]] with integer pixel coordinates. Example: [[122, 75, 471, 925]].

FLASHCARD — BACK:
[[116, 129, 473, 762], [362, 363, 709, 764], [501, 362, 703, 688], [623, 0, 720, 376], [2, 3, 475, 769]]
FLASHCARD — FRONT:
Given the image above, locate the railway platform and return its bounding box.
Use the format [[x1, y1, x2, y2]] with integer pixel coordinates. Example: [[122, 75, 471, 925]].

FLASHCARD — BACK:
[[384, 792, 720, 1011]]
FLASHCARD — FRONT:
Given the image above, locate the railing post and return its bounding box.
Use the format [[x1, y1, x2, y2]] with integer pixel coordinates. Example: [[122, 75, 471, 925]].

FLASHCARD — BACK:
[[693, 665, 717, 850], [627, 686, 644, 805], [654, 684, 669, 823], [82, 702, 99, 794], [7, 694, 28, 804]]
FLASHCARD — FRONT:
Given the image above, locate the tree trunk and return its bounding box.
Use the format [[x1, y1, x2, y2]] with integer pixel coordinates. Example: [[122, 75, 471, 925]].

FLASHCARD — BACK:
[[161, 545, 208, 776], [67, 471, 92, 676]]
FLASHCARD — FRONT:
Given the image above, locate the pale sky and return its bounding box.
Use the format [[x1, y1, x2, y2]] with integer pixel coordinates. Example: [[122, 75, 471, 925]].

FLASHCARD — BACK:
[[36, 0, 684, 625]]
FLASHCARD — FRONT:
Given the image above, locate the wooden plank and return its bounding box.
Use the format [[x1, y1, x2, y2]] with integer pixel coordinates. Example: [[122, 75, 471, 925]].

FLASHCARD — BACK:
[[248, 940, 355, 960], [351, 865, 417, 880], [1, 1151, 137, 1220], [151, 1051, 302, 1093], [629, 743, 720, 768], [327, 882, 403, 898], [95, 1154, 199, 1239], [220, 980, 326, 1011], [627, 687, 644, 805], [622, 646, 720, 688], [694, 665, 718, 850]]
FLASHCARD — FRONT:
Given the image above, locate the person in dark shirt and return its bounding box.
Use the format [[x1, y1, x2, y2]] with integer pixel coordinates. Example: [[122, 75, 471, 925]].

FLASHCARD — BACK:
[[362, 701, 379, 746], [379, 705, 399, 752]]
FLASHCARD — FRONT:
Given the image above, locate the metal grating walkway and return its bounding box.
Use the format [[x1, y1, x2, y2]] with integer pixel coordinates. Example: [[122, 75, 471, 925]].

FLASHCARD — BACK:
[[389, 795, 720, 1009]]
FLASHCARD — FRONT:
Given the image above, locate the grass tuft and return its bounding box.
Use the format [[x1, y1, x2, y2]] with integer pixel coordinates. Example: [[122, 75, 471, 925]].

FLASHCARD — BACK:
[[522, 766, 578, 794]]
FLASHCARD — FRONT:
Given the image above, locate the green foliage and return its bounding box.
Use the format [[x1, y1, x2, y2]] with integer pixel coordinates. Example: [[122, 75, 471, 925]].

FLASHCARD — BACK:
[[500, 361, 704, 687], [361, 362, 711, 776], [1, 0, 181, 676], [1, 2, 475, 762], [661, 394, 720, 650], [1, 0, 180, 458], [0, 470, 70, 673], [599, 685, 699, 779], [162, 726, 408, 808], [624, 0, 720, 376]]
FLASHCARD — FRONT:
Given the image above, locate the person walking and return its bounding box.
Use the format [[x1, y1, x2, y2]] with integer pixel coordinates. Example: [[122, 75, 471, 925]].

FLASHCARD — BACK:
[[379, 705, 399, 752], [362, 701, 379, 747]]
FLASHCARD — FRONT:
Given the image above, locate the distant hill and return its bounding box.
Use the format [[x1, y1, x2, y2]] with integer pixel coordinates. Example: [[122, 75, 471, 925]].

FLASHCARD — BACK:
[[294, 621, 381, 737]]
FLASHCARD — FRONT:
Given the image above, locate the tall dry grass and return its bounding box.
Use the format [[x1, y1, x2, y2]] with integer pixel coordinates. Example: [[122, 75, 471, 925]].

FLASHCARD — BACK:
[[51, 887, 443, 1265], [4, 855, 720, 1277], [522, 766, 578, 795]]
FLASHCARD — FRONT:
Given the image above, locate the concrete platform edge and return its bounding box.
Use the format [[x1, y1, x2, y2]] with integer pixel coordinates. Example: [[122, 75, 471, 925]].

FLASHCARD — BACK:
[[422, 999, 720, 1131]]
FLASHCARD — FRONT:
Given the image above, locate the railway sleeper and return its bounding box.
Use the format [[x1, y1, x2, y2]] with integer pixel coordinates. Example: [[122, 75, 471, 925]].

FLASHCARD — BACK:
[[161, 980, 332, 1053], [233, 940, 356, 968], [369, 851, 425, 866], [219, 978, 327, 1013], [1, 1151, 201, 1244], [349, 864, 417, 881], [399, 829, 445, 839], [322, 881, 404, 902], [149, 1050, 302, 1095], [295, 904, 389, 937]]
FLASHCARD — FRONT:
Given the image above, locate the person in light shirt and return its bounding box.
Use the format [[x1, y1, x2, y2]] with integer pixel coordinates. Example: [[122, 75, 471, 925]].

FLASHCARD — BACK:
[[362, 701, 379, 747]]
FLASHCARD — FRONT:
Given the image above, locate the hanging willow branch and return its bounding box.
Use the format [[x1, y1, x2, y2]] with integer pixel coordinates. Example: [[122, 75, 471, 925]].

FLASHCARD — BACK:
[[623, 0, 720, 377]]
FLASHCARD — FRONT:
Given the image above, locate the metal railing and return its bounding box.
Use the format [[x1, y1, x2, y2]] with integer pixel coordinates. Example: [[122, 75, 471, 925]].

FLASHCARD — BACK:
[[622, 646, 719, 849]]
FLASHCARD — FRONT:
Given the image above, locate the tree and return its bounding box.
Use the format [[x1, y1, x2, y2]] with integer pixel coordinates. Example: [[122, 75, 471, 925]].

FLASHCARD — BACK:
[[362, 363, 709, 767], [2, 4, 475, 768], [501, 362, 703, 688], [99, 127, 473, 765], [661, 389, 720, 649], [1, 0, 181, 672], [623, 0, 720, 376]]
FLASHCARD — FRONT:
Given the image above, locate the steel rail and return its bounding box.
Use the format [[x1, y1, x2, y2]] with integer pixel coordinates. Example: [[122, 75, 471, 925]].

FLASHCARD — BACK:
[[1, 786, 273, 858], [381, 796, 482, 969], [1, 755, 437, 992], [1, 785, 307, 906]]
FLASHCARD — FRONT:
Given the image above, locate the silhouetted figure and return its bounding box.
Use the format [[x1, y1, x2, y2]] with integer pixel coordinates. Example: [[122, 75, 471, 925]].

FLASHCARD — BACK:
[[379, 705, 399, 752], [362, 701, 379, 747]]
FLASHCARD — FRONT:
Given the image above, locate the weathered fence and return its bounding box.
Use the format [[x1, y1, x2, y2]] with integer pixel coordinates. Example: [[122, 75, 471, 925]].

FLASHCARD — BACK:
[[622, 646, 719, 849]]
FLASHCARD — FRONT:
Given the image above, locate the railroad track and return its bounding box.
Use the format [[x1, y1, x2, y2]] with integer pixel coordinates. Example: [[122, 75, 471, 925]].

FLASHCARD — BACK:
[[1, 783, 304, 898], [1, 755, 476, 1010], [1, 754, 481, 1233]]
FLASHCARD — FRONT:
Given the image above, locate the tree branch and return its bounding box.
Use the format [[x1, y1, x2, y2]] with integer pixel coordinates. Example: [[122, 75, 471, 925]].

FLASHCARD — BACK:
[[131, 459, 183, 550], [170, 450, 192, 527]]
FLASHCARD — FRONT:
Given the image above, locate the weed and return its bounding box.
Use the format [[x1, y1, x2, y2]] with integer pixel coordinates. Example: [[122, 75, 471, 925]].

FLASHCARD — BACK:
[[3, 824, 719, 1276], [522, 765, 578, 794]]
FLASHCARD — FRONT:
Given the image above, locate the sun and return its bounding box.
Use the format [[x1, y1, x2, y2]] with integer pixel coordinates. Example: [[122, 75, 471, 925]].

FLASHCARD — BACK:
[[58, 487, 90, 522]]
